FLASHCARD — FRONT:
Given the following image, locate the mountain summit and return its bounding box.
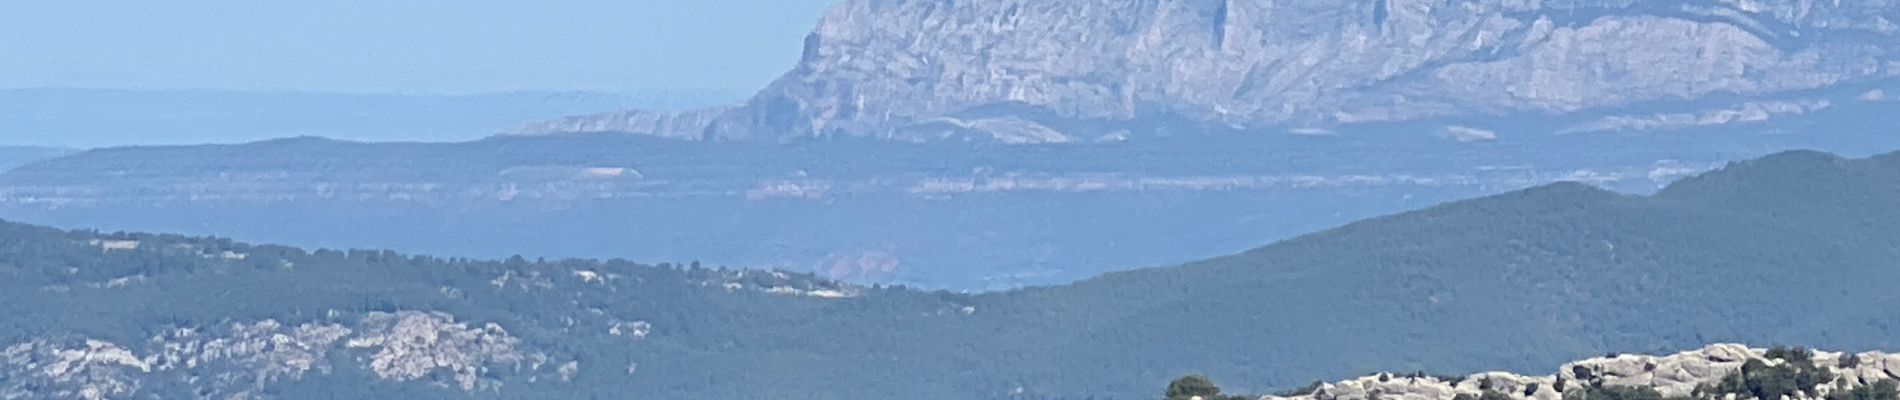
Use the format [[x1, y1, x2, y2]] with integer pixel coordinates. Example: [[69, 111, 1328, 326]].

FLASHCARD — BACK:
[[515, 0, 1900, 142]]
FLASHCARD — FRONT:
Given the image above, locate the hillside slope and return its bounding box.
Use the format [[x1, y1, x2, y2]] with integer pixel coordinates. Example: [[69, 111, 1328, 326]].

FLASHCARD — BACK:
[[982, 150, 1900, 396], [3, 150, 1898, 399]]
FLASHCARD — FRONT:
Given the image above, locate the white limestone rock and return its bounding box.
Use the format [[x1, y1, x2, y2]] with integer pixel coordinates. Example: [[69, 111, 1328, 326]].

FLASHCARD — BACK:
[[1262, 344, 1900, 400], [519, 0, 1900, 142], [346, 311, 526, 391], [144, 320, 352, 396], [2, 312, 562, 398], [2, 340, 150, 400]]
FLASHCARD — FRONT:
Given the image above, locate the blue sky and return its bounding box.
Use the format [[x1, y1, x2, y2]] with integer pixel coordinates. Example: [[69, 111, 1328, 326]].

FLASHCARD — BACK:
[[0, 0, 837, 94]]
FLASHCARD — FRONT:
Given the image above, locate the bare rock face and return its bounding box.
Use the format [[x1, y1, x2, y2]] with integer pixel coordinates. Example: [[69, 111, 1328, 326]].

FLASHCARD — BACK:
[[521, 0, 1900, 142], [1554, 344, 1756, 397], [1821, 351, 1900, 388], [345, 311, 528, 391], [1, 312, 561, 399], [1, 323, 355, 400], [145, 321, 353, 398], [1, 340, 150, 400], [1264, 344, 1900, 400]]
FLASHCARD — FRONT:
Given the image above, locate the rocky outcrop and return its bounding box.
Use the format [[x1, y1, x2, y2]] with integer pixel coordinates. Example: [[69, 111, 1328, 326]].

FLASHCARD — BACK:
[[145, 321, 353, 398], [345, 311, 529, 391], [1, 312, 561, 399], [1260, 344, 1900, 400], [2, 340, 150, 400], [519, 0, 1900, 142], [2, 323, 359, 400]]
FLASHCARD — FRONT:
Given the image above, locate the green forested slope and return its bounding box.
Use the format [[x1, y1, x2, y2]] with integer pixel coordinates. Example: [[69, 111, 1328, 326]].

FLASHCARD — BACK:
[[986, 151, 1900, 394]]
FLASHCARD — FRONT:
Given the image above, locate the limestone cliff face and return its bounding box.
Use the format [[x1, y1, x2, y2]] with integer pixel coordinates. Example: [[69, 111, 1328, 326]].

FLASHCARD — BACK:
[[518, 0, 1900, 142]]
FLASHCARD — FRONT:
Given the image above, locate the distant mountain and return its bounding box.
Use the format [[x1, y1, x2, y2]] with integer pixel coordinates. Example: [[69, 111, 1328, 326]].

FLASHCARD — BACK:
[[0, 88, 738, 148], [5, 150, 1900, 399], [0, 146, 72, 171], [517, 0, 1900, 142]]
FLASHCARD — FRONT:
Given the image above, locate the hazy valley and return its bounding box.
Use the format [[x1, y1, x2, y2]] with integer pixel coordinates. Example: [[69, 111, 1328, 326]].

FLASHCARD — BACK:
[[5, 150, 1900, 399], [6, 0, 1900, 289]]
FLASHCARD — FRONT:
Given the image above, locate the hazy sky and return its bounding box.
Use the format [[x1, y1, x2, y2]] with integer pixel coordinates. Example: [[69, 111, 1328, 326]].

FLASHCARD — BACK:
[[0, 0, 837, 94]]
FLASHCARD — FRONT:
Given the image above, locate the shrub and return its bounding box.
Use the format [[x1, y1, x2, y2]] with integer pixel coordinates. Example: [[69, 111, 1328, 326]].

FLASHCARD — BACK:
[[1166, 375, 1223, 400], [1827, 380, 1900, 400], [1699, 355, 1834, 400], [1766, 346, 1815, 363], [1841, 354, 1863, 369], [1565, 385, 1664, 400], [1574, 366, 1598, 381]]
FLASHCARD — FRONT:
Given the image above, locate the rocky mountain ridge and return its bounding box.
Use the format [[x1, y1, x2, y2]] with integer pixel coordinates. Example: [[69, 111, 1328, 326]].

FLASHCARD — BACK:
[[515, 0, 1900, 142], [1249, 344, 1900, 400]]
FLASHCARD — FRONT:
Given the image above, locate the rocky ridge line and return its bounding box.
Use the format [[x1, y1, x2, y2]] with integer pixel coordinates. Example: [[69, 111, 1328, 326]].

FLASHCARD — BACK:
[[1253, 344, 1900, 400], [515, 0, 1900, 142]]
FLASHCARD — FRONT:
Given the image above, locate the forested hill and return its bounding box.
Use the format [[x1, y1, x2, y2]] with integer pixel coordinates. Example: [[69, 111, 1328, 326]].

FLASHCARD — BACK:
[[4, 150, 1900, 399], [0, 217, 977, 399], [984, 150, 1900, 396]]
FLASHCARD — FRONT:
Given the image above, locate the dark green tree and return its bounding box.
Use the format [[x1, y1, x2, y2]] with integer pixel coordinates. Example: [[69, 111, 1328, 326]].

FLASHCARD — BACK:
[[1565, 385, 1663, 400], [1827, 380, 1900, 400], [1166, 375, 1223, 400], [1699, 351, 1835, 400]]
